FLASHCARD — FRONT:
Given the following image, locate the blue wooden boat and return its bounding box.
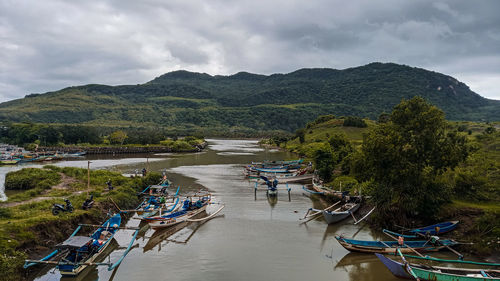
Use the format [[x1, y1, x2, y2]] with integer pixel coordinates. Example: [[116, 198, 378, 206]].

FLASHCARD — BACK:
[[384, 221, 460, 239], [146, 194, 214, 229], [254, 167, 297, 173], [375, 253, 412, 279], [377, 252, 500, 280], [24, 213, 139, 275], [408, 220, 459, 235], [335, 235, 458, 254]]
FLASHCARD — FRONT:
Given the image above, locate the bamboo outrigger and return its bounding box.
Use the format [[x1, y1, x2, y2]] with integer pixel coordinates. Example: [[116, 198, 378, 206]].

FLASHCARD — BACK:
[[24, 213, 138, 275]]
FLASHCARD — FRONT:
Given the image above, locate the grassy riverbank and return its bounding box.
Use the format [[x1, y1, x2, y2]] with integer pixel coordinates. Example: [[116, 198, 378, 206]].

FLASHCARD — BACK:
[[265, 109, 499, 256], [0, 166, 161, 281]]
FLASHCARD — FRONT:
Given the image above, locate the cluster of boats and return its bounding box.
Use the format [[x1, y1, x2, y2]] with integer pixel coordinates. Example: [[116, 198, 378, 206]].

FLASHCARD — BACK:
[[0, 144, 86, 165], [24, 179, 224, 277], [300, 177, 499, 280], [244, 159, 313, 184]]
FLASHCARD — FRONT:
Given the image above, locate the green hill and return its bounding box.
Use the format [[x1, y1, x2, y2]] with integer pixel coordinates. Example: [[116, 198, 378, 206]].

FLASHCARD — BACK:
[[0, 62, 498, 134]]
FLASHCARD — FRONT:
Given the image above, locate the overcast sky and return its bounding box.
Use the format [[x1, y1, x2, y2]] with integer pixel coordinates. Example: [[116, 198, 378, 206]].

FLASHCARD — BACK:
[[1, 0, 499, 102]]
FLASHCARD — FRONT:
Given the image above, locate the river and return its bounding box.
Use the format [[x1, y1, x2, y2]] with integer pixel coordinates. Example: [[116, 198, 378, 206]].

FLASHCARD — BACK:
[[19, 139, 403, 281]]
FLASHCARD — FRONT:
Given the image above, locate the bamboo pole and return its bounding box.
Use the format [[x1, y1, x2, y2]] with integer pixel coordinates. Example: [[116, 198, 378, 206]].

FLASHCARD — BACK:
[[87, 161, 91, 192], [187, 205, 225, 222], [24, 259, 112, 266], [354, 206, 376, 225], [109, 198, 122, 212], [77, 224, 139, 230], [299, 201, 341, 224]]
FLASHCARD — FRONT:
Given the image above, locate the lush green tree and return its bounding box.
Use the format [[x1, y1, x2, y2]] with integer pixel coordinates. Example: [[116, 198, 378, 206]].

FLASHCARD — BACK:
[[356, 97, 468, 223], [327, 133, 354, 175], [109, 130, 128, 145], [295, 128, 306, 143], [313, 143, 335, 182], [343, 116, 367, 128], [377, 112, 390, 123]]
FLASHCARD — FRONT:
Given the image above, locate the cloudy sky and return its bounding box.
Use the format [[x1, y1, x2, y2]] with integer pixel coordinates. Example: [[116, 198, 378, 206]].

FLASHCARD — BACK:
[[1, 0, 499, 102]]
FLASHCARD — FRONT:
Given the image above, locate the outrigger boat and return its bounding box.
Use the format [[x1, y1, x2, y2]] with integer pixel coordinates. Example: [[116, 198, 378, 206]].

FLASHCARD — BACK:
[[335, 235, 458, 254], [393, 221, 459, 237], [145, 193, 224, 230], [300, 196, 374, 225], [322, 196, 362, 224], [377, 249, 500, 280], [251, 159, 303, 166], [136, 180, 171, 197], [24, 213, 139, 276], [134, 186, 181, 218]]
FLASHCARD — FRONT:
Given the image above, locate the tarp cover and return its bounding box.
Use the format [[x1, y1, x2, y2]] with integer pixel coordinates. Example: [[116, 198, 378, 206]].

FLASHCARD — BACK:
[[57, 236, 92, 249]]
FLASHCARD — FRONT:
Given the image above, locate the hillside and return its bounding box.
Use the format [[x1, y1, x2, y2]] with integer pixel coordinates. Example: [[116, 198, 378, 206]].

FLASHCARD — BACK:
[[0, 63, 498, 134]]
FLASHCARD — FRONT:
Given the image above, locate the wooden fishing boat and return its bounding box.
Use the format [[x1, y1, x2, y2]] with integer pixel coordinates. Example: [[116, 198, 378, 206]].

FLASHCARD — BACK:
[[408, 221, 459, 236], [136, 199, 181, 219], [135, 186, 180, 217], [322, 198, 361, 224], [376, 252, 500, 280], [258, 173, 313, 184], [24, 213, 138, 276], [136, 180, 171, 197], [259, 176, 279, 197], [252, 159, 303, 166], [384, 221, 460, 239], [146, 196, 211, 229], [254, 167, 298, 173], [0, 159, 19, 165], [335, 235, 458, 254], [56, 214, 121, 276], [302, 181, 345, 199]]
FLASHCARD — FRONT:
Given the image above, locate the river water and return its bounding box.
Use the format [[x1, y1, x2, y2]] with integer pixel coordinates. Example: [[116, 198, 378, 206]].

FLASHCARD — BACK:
[[23, 139, 402, 281]]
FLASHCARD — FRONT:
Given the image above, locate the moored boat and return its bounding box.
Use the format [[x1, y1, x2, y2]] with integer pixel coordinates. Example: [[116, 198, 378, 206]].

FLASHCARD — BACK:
[[376, 252, 500, 280], [24, 213, 139, 276], [146, 195, 211, 229], [408, 221, 459, 236], [322, 197, 361, 224], [335, 235, 458, 254]]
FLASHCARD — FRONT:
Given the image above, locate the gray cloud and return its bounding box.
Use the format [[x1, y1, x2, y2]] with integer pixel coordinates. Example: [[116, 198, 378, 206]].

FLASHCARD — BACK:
[[0, 0, 499, 101]]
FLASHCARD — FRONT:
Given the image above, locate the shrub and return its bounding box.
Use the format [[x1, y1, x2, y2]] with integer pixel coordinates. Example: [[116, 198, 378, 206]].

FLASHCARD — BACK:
[[343, 116, 367, 128], [4, 168, 61, 190]]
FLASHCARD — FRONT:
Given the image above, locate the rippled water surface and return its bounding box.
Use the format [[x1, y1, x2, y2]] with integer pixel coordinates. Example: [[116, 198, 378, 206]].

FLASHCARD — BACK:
[[27, 139, 403, 281]]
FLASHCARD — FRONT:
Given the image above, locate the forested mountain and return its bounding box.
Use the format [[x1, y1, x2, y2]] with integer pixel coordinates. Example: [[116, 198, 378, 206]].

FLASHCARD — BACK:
[[0, 63, 498, 134]]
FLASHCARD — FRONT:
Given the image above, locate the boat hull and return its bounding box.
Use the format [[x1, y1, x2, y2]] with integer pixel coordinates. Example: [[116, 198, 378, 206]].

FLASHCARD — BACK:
[[376, 253, 500, 280], [410, 266, 500, 281], [375, 253, 412, 279], [323, 203, 360, 224], [59, 239, 113, 276], [149, 205, 207, 229], [335, 236, 455, 254], [410, 220, 459, 236]]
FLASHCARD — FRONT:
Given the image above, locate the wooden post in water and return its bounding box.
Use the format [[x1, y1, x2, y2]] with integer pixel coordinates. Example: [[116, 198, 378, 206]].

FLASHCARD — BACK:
[[87, 161, 91, 192], [254, 181, 258, 200]]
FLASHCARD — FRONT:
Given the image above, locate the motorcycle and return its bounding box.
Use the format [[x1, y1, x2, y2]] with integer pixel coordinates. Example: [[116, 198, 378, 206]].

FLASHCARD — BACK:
[[52, 199, 74, 215], [82, 195, 94, 210]]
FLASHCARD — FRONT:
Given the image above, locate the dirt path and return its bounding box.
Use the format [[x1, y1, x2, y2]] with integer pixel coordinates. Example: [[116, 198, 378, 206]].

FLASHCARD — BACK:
[[50, 173, 78, 190]]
